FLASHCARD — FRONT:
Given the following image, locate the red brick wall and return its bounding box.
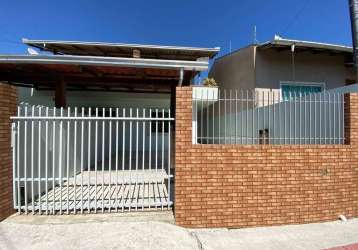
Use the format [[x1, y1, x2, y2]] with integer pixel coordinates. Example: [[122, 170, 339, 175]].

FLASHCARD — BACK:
[[175, 86, 358, 228], [0, 83, 17, 221]]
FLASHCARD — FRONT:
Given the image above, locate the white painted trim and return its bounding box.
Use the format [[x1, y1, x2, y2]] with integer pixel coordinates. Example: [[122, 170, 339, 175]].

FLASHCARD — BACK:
[[260, 38, 352, 53], [0, 54, 209, 71], [23, 38, 221, 53]]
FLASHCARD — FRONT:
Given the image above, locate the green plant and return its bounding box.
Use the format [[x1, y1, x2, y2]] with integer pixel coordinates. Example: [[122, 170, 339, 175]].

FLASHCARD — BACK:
[[202, 77, 217, 87]]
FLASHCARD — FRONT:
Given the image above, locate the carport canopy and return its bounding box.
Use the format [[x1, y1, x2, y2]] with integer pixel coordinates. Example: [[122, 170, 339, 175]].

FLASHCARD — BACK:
[[22, 38, 220, 60], [0, 54, 208, 92], [0, 39, 219, 107]]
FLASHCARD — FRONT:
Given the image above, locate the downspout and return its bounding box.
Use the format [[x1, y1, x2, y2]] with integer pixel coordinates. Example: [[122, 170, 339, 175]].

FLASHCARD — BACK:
[[291, 43, 296, 83], [253, 44, 257, 89], [178, 68, 184, 86], [349, 0, 358, 80]]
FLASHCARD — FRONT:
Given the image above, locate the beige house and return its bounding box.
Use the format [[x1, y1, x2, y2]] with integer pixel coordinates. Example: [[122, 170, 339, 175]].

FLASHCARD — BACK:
[[209, 36, 355, 102]]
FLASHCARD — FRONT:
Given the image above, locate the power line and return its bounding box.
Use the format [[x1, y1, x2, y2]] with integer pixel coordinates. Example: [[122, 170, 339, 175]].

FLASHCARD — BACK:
[[281, 0, 311, 35], [0, 40, 24, 45], [0, 23, 23, 45], [0, 25, 25, 50], [0, 34, 19, 44]]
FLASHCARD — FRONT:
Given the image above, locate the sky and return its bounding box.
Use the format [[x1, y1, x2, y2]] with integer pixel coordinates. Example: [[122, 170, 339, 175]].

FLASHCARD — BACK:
[[0, 0, 353, 58]]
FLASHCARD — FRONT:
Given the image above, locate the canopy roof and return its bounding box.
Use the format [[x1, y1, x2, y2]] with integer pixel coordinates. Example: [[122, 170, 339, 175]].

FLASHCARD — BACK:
[[0, 39, 219, 93], [23, 38, 220, 60], [259, 37, 352, 55], [0, 54, 205, 93]]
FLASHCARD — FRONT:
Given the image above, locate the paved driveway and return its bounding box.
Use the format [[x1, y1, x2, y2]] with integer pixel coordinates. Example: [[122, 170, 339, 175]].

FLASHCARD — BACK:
[[0, 212, 357, 250]]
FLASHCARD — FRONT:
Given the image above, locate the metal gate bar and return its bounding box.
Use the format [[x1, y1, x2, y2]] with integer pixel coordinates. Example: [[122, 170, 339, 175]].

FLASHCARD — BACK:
[[193, 88, 345, 145], [11, 105, 174, 214]]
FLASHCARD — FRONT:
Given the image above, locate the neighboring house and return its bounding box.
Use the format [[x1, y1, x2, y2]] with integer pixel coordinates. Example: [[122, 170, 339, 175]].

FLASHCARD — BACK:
[[209, 36, 356, 102]]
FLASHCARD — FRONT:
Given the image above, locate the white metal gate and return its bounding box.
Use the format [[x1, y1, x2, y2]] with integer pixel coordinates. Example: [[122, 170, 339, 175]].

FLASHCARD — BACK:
[[11, 105, 174, 214]]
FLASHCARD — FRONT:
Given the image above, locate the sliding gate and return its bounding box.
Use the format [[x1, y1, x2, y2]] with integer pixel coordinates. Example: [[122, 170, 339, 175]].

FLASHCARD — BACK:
[[11, 105, 174, 214]]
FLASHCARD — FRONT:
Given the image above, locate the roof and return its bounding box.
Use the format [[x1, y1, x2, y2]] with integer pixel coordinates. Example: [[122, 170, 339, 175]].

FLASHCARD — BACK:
[[258, 36, 353, 54], [212, 37, 353, 65], [23, 38, 220, 60], [0, 54, 208, 71], [0, 54, 206, 92]]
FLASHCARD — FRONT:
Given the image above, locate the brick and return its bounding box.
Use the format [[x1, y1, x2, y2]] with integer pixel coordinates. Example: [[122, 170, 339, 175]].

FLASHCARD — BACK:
[[0, 83, 17, 221], [175, 87, 358, 228]]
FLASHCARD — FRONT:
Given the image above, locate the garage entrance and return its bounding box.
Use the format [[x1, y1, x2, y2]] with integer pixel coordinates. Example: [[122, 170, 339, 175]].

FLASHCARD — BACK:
[[11, 105, 174, 214], [0, 38, 218, 217]]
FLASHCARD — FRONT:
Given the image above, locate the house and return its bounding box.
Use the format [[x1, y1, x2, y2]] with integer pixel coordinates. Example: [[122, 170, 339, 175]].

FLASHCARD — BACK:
[[209, 36, 356, 101], [0, 38, 357, 230], [0, 38, 219, 217]]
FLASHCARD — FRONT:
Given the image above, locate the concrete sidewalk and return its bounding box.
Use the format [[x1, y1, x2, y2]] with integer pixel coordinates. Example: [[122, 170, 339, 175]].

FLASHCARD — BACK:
[[192, 220, 358, 250], [0, 211, 357, 250]]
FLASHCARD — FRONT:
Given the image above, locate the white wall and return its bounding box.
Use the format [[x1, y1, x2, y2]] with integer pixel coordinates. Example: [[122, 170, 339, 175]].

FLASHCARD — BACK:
[[18, 87, 170, 109]]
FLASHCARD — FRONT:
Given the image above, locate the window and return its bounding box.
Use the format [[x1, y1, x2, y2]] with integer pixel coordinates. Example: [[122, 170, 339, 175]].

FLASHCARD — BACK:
[[280, 82, 323, 101]]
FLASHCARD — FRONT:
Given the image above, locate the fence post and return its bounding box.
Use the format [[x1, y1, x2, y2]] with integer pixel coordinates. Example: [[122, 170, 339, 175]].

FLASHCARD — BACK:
[[175, 86, 193, 223], [0, 83, 17, 221], [344, 93, 358, 145]]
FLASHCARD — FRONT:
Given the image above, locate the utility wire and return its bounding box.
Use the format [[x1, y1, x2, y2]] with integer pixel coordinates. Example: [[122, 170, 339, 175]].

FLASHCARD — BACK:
[[0, 25, 27, 50], [0, 40, 23, 45], [0, 23, 23, 45], [281, 0, 311, 36], [0, 35, 21, 45], [0, 31, 22, 44]]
